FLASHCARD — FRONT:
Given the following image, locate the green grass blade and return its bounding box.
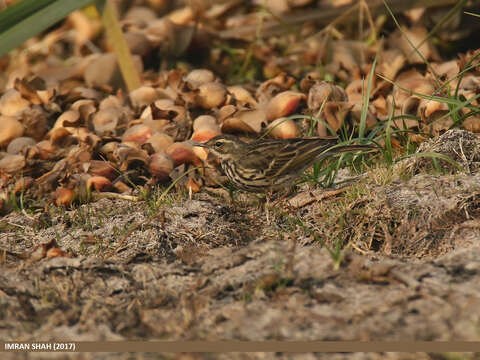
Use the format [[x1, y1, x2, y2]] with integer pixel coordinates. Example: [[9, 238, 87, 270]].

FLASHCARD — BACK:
[[288, 114, 338, 135], [435, 93, 480, 127], [397, 151, 463, 172], [0, 0, 56, 33], [0, 0, 95, 56], [98, 0, 141, 92], [383, 91, 396, 165], [464, 11, 480, 18], [382, 0, 441, 87], [378, 74, 471, 106], [359, 46, 378, 140], [414, 0, 467, 54], [453, 50, 480, 99], [155, 166, 202, 207]]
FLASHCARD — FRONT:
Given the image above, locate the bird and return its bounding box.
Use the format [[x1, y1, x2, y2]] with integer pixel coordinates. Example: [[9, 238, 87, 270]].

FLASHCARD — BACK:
[[194, 134, 375, 193]]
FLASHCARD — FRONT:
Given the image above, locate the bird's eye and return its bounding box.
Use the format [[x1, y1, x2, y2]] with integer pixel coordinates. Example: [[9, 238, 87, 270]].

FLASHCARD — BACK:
[[214, 141, 223, 148]]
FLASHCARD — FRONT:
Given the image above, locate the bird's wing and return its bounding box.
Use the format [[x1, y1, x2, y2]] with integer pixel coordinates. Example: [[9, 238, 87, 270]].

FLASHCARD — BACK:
[[241, 140, 282, 175], [244, 138, 338, 179]]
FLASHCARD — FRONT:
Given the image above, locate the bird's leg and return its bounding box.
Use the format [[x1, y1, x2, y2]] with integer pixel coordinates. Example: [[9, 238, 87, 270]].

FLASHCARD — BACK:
[[264, 190, 274, 223], [265, 194, 270, 223], [228, 184, 237, 206]]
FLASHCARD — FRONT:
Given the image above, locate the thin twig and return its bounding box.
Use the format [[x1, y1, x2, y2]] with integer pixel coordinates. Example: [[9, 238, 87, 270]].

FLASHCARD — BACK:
[[91, 192, 141, 202], [288, 188, 347, 208]]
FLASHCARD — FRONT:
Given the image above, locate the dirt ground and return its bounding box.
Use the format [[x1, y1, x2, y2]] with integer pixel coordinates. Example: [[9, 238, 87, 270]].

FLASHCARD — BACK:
[[1, 130, 480, 360]]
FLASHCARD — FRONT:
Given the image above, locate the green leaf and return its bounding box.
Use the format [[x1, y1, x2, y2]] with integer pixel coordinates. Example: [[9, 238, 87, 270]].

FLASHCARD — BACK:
[[0, 0, 56, 33], [0, 0, 95, 57]]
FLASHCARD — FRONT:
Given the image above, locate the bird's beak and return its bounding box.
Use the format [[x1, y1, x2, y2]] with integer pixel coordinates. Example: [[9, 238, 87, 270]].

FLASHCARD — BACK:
[[186, 140, 208, 148], [186, 140, 217, 162]]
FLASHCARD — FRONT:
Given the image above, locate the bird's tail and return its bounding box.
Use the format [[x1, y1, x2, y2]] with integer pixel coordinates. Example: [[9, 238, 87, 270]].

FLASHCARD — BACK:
[[332, 144, 376, 152], [320, 143, 377, 159]]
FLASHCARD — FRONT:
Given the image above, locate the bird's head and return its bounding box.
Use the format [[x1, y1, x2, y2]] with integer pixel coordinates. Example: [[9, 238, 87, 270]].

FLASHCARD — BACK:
[[195, 135, 246, 160]]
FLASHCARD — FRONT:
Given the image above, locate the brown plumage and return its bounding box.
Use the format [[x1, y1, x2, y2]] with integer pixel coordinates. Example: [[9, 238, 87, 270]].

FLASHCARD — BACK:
[[196, 134, 374, 192]]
